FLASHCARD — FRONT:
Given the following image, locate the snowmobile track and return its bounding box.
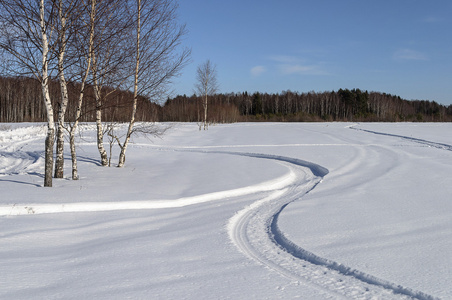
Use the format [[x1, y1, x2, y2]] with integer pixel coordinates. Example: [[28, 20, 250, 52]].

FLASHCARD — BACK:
[[221, 150, 438, 300], [350, 125, 452, 152]]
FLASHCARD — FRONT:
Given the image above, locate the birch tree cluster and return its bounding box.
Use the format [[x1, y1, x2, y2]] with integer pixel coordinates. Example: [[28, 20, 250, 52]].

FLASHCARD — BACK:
[[0, 0, 189, 187]]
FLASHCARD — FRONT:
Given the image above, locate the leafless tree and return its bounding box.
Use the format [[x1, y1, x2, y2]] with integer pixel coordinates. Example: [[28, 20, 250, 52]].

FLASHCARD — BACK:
[[67, 0, 96, 180], [195, 59, 218, 130], [54, 0, 85, 178], [89, 0, 132, 167], [65, 0, 130, 177], [0, 0, 58, 187], [117, 0, 190, 167], [0, 0, 189, 181]]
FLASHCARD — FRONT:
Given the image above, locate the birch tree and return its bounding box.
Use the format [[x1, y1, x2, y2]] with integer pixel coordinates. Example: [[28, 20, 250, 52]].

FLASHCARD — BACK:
[[117, 0, 190, 167], [54, 0, 68, 178], [40, 0, 55, 187], [116, 0, 142, 168], [66, 0, 128, 176], [54, 0, 84, 178], [67, 0, 96, 180], [0, 0, 57, 187], [195, 59, 218, 130], [89, 0, 131, 167]]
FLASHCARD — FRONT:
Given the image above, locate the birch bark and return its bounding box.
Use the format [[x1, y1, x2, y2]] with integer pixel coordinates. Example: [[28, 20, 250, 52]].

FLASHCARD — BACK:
[[117, 0, 141, 168], [69, 0, 96, 179], [40, 0, 55, 187], [203, 87, 208, 130], [92, 52, 109, 166], [54, 0, 69, 178]]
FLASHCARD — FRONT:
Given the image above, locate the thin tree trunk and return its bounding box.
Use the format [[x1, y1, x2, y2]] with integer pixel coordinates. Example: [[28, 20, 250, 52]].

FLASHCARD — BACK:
[[55, 0, 68, 178], [54, 116, 65, 178], [69, 132, 78, 180], [118, 0, 141, 168], [69, 0, 96, 179], [40, 0, 54, 187], [96, 99, 108, 166], [203, 94, 208, 130], [44, 125, 55, 187], [92, 53, 108, 166]]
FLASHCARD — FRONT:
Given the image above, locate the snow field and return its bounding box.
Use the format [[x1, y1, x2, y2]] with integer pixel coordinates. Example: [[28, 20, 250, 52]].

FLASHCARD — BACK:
[[1, 122, 451, 299]]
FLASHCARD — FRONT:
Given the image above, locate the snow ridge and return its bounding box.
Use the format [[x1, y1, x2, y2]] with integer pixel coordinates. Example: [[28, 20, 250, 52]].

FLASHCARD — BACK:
[[0, 168, 296, 216]]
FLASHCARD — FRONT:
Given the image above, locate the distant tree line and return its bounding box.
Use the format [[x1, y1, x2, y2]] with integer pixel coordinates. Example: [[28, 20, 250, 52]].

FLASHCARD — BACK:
[[1, 76, 451, 123], [0, 76, 160, 123], [163, 89, 452, 122]]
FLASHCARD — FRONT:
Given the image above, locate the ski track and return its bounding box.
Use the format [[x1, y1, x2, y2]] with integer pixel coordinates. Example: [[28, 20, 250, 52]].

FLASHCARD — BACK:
[[1, 125, 443, 299], [0, 125, 47, 172], [350, 125, 452, 152]]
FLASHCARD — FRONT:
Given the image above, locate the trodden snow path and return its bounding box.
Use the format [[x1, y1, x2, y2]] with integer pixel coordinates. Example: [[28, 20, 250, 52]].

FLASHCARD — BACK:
[[0, 124, 47, 176]]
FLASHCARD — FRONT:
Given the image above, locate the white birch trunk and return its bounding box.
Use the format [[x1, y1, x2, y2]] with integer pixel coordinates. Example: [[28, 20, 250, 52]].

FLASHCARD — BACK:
[[55, 0, 68, 178], [69, 132, 78, 180], [96, 93, 108, 166], [96, 101, 108, 165], [69, 0, 96, 180], [118, 0, 141, 168], [40, 0, 55, 187], [92, 53, 108, 166], [203, 93, 208, 130]]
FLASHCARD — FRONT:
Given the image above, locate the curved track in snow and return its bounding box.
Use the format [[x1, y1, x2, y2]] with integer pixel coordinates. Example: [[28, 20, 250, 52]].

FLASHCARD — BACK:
[[222, 150, 437, 300]]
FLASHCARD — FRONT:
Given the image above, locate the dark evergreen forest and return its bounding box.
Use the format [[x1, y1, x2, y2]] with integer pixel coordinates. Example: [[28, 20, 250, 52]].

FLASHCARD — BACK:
[[1, 76, 451, 123]]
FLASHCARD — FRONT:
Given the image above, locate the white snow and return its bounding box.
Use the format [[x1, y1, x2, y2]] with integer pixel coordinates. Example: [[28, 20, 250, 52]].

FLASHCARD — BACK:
[[1, 122, 451, 299]]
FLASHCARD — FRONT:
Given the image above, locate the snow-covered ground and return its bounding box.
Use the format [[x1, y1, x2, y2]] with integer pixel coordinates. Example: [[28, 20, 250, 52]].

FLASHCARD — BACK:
[[1, 122, 451, 299]]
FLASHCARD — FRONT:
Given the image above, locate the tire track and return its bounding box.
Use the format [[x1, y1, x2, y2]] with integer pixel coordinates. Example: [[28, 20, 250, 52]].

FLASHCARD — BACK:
[[350, 125, 452, 152], [131, 146, 438, 299], [224, 150, 438, 300]]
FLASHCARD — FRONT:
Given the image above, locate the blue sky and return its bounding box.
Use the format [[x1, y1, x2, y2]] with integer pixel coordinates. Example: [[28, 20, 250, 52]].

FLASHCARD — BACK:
[[174, 0, 452, 105]]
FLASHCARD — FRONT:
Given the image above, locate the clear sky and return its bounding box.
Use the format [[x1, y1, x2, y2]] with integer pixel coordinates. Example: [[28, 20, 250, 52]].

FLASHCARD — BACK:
[[174, 0, 452, 105]]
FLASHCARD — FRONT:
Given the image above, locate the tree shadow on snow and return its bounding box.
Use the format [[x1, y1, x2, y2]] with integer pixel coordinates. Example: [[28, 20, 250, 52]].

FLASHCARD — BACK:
[[76, 156, 102, 167], [0, 178, 41, 187]]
